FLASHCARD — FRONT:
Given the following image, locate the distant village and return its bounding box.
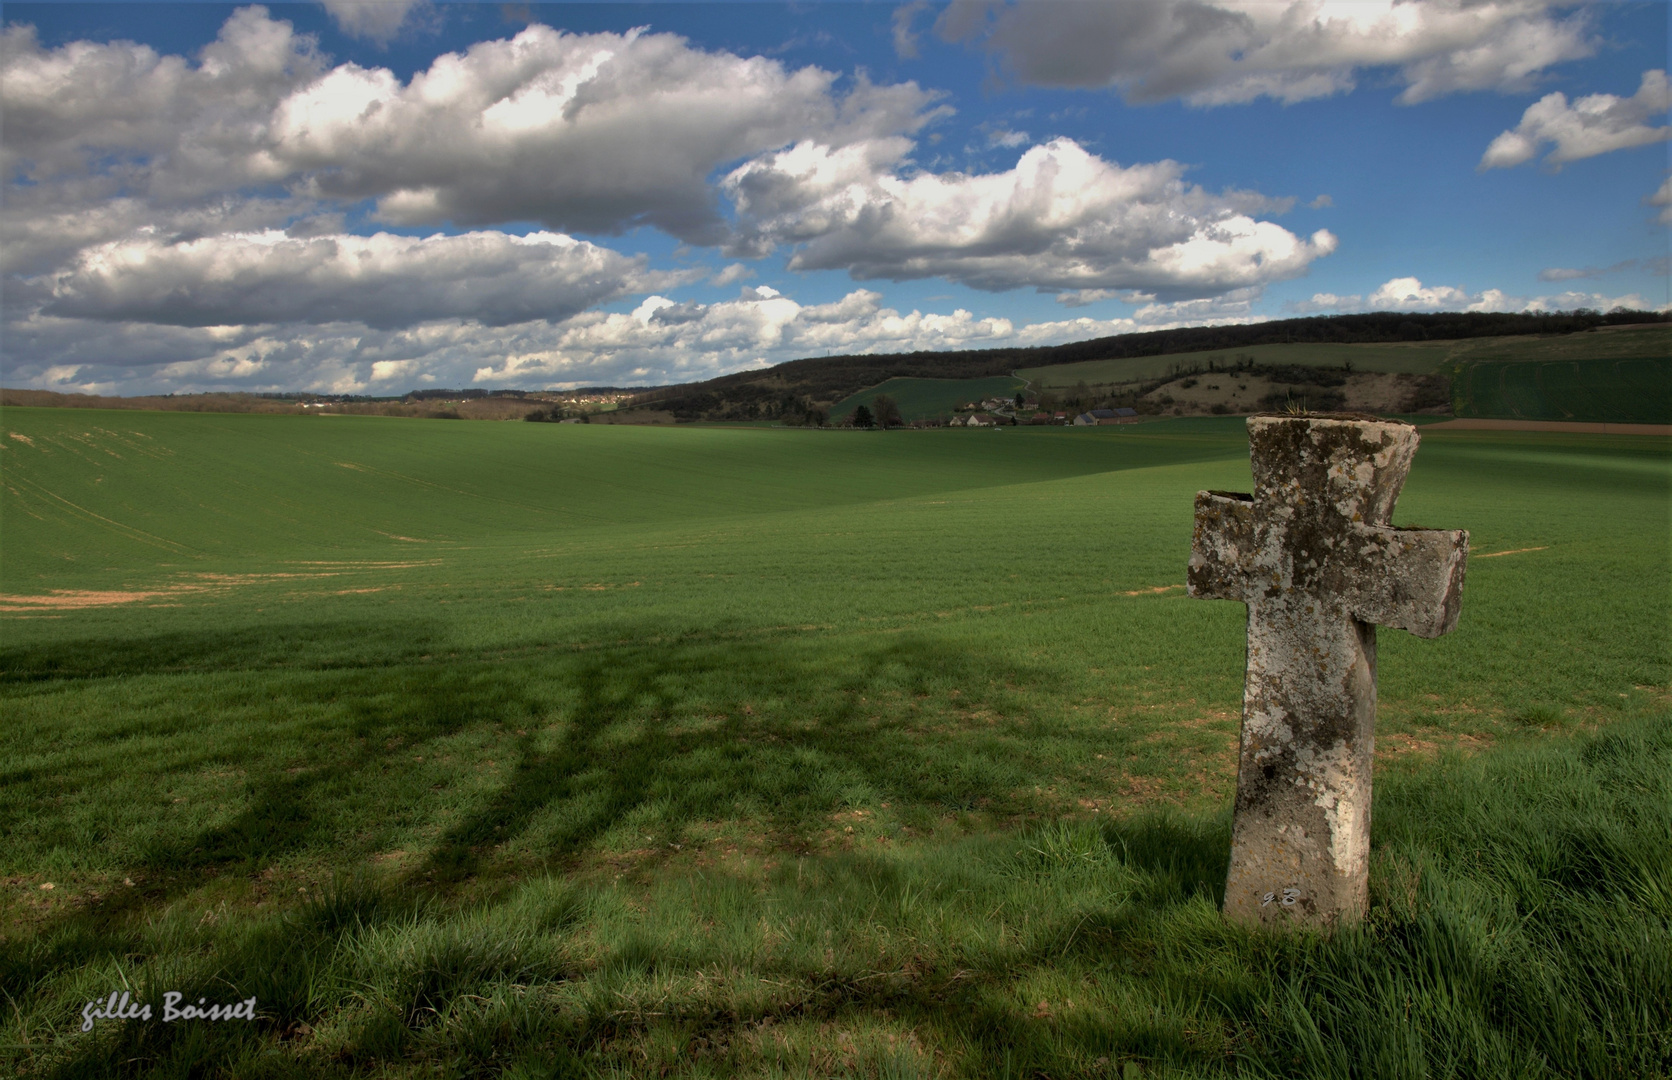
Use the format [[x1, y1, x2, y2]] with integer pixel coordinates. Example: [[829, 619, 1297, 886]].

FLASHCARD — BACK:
[[945, 397, 1139, 427], [850, 394, 1142, 429]]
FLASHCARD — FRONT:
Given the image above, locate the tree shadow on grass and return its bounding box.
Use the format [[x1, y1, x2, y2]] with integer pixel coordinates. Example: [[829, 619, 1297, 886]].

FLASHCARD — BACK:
[[9, 617, 1088, 914], [0, 618, 448, 685], [136, 662, 545, 876], [405, 631, 1068, 885], [22, 817, 1245, 1080], [23, 711, 1671, 1079], [0, 617, 541, 930], [6, 617, 1226, 1074]]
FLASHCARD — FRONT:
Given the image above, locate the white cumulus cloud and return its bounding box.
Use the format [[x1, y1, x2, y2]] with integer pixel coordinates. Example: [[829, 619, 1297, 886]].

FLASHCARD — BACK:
[[723, 136, 1333, 295], [320, 1, 429, 44], [1368, 276, 1480, 311], [1480, 69, 1672, 170], [1, 9, 946, 241], [1, 8, 325, 195], [935, 0, 1595, 106], [39, 228, 673, 330], [261, 24, 943, 242]]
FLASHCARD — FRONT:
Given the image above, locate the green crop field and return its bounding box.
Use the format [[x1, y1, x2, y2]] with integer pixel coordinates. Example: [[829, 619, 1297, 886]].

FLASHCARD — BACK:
[[2, 408, 1668, 1078], [1453, 357, 1672, 424], [827, 376, 1027, 422]]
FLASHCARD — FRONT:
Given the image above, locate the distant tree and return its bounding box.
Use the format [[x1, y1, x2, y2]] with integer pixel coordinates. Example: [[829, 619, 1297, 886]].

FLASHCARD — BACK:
[[853, 404, 875, 428], [805, 407, 828, 427], [1014, 391, 1026, 409], [873, 395, 903, 428]]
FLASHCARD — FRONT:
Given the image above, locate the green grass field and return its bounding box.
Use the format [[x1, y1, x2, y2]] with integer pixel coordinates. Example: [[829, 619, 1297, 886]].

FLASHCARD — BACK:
[[2, 408, 1668, 1078], [1453, 357, 1671, 423], [827, 377, 1028, 422]]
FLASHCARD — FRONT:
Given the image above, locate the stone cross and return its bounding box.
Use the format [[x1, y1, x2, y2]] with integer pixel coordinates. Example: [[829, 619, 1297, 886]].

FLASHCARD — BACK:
[[1188, 415, 1467, 927]]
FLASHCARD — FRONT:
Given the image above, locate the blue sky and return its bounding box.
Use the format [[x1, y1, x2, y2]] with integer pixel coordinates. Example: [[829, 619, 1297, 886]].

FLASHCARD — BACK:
[[2, 1, 1667, 394]]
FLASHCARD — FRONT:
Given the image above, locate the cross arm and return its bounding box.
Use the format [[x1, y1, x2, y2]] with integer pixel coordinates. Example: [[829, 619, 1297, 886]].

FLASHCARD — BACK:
[[1188, 491, 1258, 602], [1344, 524, 1469, 638]]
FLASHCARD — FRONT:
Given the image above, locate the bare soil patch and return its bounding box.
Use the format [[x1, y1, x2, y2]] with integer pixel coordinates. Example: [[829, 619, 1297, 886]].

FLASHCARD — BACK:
[[2, 561, 444, 612], [0, 588, 205, 611], [1376, 731, 1494, 761]]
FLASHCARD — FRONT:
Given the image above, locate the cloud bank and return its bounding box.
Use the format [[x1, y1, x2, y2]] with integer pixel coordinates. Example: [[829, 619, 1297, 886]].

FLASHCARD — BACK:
[[0, 6, 1345, 397], [2, 13, 944, 242], [1289, 276, 1666, 315], [11, 284, 1258, 397], [37, 228, 671, 330]]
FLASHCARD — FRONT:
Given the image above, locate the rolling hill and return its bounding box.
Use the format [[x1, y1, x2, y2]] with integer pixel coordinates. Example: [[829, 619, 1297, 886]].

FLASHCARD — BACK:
[[620, 310, 1666, 423]]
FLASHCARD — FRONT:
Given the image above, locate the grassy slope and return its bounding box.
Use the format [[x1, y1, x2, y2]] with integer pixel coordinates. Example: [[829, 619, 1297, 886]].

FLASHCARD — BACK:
[[827, 376, 1028, 422], [1440, 321, 1671, 363], [1, 409, 1668, 1077], [1018, 342, 1457, 390], [1, 410, 1238, 586], [1019, 324, 1672, 410]]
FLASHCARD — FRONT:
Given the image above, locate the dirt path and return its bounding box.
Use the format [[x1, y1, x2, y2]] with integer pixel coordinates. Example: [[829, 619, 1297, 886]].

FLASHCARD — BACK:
[[1424, 418, 1671, 436]]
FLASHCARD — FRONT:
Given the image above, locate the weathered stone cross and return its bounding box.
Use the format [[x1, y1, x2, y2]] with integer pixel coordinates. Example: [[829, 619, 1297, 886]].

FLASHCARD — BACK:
[[1188, 415, 1468, 926]]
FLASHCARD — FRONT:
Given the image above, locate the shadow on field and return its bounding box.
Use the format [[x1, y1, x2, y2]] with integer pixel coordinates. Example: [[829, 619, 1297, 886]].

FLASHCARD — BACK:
[[0, 618, 446, 683], [407, 632, 1065, 884], [20, 716, 1672, 1079], [4, 620, 1230, 1075], [13, 815, 1241, 1080], [10, 618, 1125, 911], [139, 663, 544, 875]]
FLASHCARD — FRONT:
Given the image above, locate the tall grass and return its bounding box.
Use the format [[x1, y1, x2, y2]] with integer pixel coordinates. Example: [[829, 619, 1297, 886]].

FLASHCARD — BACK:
[[5, 714, 1666, 1077]]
